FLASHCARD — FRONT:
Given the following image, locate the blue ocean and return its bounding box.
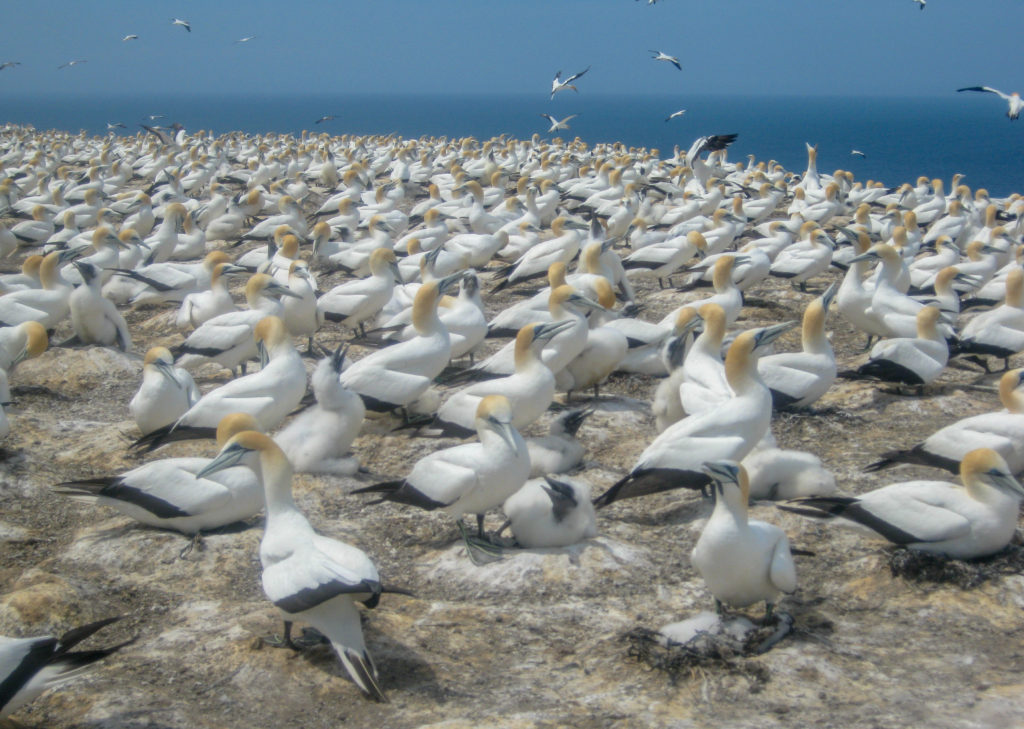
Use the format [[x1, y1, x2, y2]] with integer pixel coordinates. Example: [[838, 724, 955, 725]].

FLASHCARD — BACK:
[[4, 94, 1022, 196]]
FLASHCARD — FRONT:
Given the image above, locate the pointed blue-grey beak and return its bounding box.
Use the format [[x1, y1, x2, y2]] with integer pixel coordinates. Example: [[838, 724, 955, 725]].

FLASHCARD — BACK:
[[195, 442, 250, 480]]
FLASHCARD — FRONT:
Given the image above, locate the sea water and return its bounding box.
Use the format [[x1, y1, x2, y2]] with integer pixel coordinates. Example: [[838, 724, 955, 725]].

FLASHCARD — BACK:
[[4, 93, 1022, 196]]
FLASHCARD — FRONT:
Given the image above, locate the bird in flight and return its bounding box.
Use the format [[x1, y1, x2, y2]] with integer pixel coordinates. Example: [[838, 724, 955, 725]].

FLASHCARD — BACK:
[[850, 150, 867, 158], [315, 115, 336, 124], [107, 122, 127, 130], [911, 0, 925, 9], [649, 50, 682, 71], [0, 61, 21, 71], [540, 113, 578, 133], [172, 18, 191, 32], [957, 86, 1023, 120], [57, 59, 87, 69], [550, 67, 590, 99], [122, 34, 138, 41], [665, 109, 687, 122], [235, 36, 255, 43], [147, 114, 165, 121]]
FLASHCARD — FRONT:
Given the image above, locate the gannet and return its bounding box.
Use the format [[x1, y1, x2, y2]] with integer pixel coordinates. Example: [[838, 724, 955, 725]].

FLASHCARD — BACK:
[[665, 109, 687, 122], [171, 18, 191, 32], [114, 251, 234, 307], [57, 59, 87, 69], [622, 229, 708, 287], [742, 447, 837, 500], [539, 114, 579, 133], [67, 261, 132, 351], [10, 205, 55, 246], [786, 449, 1024, 559], [525, 407, 593, 477], [355, 395, 530, 542], [0, 321, 48, 372], [174, 274, 298, 376], [559, 278, 628, 396], [550, 67, 590, 99], [677, 302, 730, 416], [501, 476, 597, 548], [426, 320, 573, 437], [649, 50, 682, 70], [137, 317, 306, 450], [691, 460, 796, 620], [957, 267, 1024, 370], [867, 368, 1024, 474], [281, 261, 321, 352], [0, 617, 130, 719], [594, 322, 797, 506], [850, 305, 948, 387], [129, 346, 201, 435], [339, 276, 459, 413], [318, 248, 401, 335], [197, 431, 390, 701], [957, 86, 1023, 120], [175, 262, 245, 328], [274, 346, 365, 475], [652, 308, 703, 431], [768, 229, 834, 291], [122, 34, 138, 41], [57, 413, 264, 535], [758, 283, 837, 409]]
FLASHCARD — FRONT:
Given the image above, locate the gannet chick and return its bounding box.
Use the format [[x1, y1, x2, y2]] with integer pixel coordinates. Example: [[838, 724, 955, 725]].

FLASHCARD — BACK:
[[197, 431, 389, 701], [867, 368, 1024, 474], [594, 322, 797, 507], [274, 345, 365, 475], [354, 395, 530, 540], [501, 476, 597, 548], [691, 460, 796, 620], [525, 407, 593, 477], [741, 447, 837, 500], [56, 413, 264, 535], [0, 617, 131, 719], [68, 261, 132, 351], [129, 346, 201, 435], [851, 305, 948, 387], [758, 283, 837, 409], [785, 448, 1024, 559]]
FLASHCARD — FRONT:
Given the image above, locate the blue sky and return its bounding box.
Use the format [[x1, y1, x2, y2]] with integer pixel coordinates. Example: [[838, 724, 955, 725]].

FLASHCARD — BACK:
[[1, 1, 1022, 98]]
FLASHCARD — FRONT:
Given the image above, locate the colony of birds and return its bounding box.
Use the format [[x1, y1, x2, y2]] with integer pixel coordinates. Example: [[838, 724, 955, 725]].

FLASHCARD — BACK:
[[1, 115, 1024, 727]]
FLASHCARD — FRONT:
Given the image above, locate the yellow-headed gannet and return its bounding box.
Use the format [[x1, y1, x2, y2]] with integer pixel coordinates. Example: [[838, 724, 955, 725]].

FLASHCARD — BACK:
[[129, 346, 201, 435], [957, 86, 1023, 120]]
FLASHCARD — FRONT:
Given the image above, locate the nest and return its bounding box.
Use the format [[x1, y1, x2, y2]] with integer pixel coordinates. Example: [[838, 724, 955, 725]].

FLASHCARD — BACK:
[[624, 616, 791, 690], [887, 545, 1024, 590]]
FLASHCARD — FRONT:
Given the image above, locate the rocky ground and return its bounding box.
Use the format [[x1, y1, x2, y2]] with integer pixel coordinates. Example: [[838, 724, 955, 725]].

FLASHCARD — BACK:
[[2, 195, 1023, 729]]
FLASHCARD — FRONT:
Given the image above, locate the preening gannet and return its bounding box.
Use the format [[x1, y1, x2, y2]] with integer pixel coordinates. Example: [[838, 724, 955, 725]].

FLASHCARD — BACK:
[[0, 617, 131, 719], [197, 431, 391, 701], [785, 448, 1024, 559], [129, 346, 201, 435], [691, 461, 796, 620]]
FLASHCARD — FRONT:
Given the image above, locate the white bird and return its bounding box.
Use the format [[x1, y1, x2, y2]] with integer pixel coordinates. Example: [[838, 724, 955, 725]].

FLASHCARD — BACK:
[[0, 617, 130, 719], [0, 251, 73, 329], [317, 248, 401, 335], [339, 276, 459, 413], [539, 113, 578, 133], [68, 261, 132, 351], [595, 322, 797, 506], [758, 283, 837, 409], [135, 317, 306, 450], [171, 18, 191, 32], [742, 447, 837, 501], [850, 149, 867, 158], [175, 261, 245, 329], [354, 395, 530, 542], [56, 413, 264, 536], [525, 407, 593, 478], [550, 67, 590, 98], [235, 35, 255, 43], [122, 34, 138, 41], [957, 267, 1024, 370], [850, 305, 948, 387], [665, 109, 687, 122], [129, 346, 201, 435], [197, 431, 390, 701], [911, 0, 925, 8], [867, 368, 1024, 474], [0, 321, 48, 373], [691, 460, 796, 620], [784, 448, 1024, 559], [57, 59, 87, 69], [274, 346, 366, 476], [957, 86, 1023, 120], [501, 476, 597, 548], [649, 50, 682, 70]]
